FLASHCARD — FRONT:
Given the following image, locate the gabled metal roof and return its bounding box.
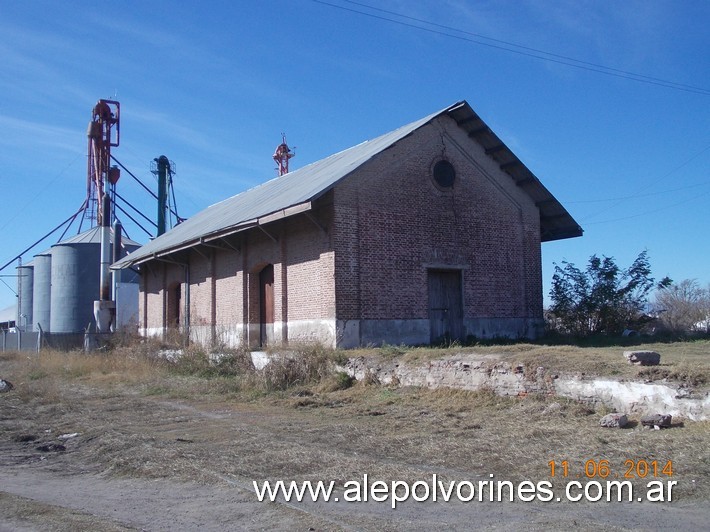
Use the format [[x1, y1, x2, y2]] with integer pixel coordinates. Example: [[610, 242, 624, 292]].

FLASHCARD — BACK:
[[113, 100, 581, 269]]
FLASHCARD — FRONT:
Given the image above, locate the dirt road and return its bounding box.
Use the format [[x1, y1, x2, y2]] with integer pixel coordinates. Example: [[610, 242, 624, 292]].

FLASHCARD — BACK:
[[2, 381, 709, 531]]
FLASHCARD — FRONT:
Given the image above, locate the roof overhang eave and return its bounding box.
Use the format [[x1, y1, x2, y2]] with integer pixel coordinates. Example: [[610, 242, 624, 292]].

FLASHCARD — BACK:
[[447, 101, 583, 243], [541, 226, 584, 243], [110, 200, 313, 270]]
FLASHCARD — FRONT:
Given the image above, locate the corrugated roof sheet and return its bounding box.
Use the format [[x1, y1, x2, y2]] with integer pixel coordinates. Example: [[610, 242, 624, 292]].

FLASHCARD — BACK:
[[55, 226, 141, 247], [113, 100, 581, 269]]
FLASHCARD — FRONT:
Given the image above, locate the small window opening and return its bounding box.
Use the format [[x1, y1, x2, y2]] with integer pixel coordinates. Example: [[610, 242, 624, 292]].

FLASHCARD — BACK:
[[433, 160, 456, 189]]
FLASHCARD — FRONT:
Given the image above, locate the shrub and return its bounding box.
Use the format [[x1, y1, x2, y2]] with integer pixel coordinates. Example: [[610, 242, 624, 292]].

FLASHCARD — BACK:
[[257, 344, 334, 391], [548, 251, 669, 336]]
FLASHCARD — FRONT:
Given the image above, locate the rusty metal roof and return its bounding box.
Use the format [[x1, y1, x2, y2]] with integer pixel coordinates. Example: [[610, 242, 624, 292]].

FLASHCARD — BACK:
[[113, 100, 581, 269]]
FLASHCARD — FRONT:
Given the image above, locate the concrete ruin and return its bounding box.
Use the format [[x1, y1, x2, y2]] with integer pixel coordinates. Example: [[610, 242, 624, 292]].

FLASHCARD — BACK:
[[341, 353, 710, 421]]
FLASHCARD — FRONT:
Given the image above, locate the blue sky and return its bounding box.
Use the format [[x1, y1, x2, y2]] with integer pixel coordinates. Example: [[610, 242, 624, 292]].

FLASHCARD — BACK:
[[1, 0, 708, 312]]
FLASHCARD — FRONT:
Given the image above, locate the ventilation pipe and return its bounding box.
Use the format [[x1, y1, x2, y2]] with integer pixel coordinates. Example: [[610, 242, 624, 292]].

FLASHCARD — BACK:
[[93, 194, 115, 332], [112, 220, 122, 301], [156, 155, 170, 236]]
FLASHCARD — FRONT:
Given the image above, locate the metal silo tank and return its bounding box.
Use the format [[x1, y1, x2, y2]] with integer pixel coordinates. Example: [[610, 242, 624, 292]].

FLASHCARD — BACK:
[[16, 262, 34, 331], [50, 235, 100, 334], [32, 251, 52, 332]]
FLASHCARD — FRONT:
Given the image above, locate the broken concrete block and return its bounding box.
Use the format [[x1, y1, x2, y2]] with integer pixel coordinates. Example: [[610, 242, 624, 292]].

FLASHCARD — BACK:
[[623, 351, 661, 366], [0, 379, 13, 392], [641, 414, 672, 428], [600, 413, 628, 428]]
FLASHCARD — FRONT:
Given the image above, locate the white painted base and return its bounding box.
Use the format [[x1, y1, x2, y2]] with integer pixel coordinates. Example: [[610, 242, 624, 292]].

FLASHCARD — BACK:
[[141, 317, 543, 349]]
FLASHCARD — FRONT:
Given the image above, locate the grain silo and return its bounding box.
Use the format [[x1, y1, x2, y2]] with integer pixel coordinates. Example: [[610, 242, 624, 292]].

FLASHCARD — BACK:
[[32, 251, 52, 332], [16, 261, 34, 331], [49, 227, 140, 334]]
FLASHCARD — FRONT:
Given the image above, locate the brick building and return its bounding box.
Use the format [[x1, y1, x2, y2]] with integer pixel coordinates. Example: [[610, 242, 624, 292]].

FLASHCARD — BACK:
[[113, 101, 582, 348]]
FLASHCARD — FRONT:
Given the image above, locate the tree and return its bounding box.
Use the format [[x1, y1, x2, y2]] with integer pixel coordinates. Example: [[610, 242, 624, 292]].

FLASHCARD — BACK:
[[653, 279, 710, 334], [548, 251, 668, 336]]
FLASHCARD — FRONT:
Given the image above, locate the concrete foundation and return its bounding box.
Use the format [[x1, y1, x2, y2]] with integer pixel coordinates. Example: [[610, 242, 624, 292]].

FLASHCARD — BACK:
[[342, 354, 710, 421], [145, 317, 544, 349]]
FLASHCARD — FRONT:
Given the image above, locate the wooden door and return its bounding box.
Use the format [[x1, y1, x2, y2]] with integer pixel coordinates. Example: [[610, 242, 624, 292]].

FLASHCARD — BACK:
[[428, 270, 464, 344], [259, 264, 274, 347], [166, 283, 181, 329]]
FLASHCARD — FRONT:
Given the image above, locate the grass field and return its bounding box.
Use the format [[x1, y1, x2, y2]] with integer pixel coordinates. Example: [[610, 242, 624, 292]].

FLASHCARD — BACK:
[[1, 339, 708, 528]]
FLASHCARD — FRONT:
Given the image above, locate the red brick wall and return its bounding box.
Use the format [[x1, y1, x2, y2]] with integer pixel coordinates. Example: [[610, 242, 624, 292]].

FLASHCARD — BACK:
[[214, 246, 244, 325], [140, 202, 337, 346], [140, 261, 184, 334], [332, 115, 542, 323], [139, 264, 159, 332], [188, 250, 212, 329], [282, 209, 336, 321], [244, 228, 281, 345]]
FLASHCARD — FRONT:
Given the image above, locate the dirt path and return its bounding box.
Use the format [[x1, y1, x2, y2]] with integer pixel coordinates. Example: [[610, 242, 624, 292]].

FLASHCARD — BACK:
[[2, 386, 709, 531], [4, 461, 710, 531], [1, 467, 334, 531]]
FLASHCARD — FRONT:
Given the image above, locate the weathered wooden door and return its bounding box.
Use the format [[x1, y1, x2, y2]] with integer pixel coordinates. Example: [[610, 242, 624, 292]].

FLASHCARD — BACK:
[[428, 270, 464, 344], [166, 282, 181, 329], [259, 264, 274, 347]]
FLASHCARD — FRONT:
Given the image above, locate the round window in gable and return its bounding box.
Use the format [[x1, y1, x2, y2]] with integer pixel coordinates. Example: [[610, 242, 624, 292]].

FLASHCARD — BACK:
[[433, 160, 456, 189]]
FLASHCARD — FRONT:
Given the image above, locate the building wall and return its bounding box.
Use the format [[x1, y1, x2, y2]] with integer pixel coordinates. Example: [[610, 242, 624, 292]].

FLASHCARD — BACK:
[[140, 260, 184, 338], [280, 206, 336, 345], [140, 201, 337, 348], [332, 115, 543, 347], [139, 115, 545, 349], [188, 250, 213, 345], [243, 226, 283, 347], [213, 244, 245, 348]]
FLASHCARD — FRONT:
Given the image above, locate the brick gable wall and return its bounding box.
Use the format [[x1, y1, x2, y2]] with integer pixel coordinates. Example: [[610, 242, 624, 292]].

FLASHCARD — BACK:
[[332, 115, 542, 344]]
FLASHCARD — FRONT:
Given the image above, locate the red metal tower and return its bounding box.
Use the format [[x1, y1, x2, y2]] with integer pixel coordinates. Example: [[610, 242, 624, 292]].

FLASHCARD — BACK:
[[86, 99, 120, 226], [272, 134, 295, 176]]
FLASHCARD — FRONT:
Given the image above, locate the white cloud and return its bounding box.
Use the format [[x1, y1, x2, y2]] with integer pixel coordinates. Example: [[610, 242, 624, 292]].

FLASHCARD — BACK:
[[0, 115, 84, 154]]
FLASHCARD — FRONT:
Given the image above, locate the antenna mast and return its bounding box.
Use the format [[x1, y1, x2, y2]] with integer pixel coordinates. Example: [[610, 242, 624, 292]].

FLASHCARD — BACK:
[[272, 134, 295, 176]]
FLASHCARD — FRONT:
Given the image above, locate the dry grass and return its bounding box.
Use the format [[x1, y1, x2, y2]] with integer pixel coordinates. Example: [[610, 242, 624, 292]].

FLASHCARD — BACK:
[[256, 343, 334, 391], [0, 341, 346, 403], [350, 339, 710, 384], [2, 348, 165, 400], [267, 384, 708, 501], [0, 492, 130, 531], [1, 340, 708, 506]]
